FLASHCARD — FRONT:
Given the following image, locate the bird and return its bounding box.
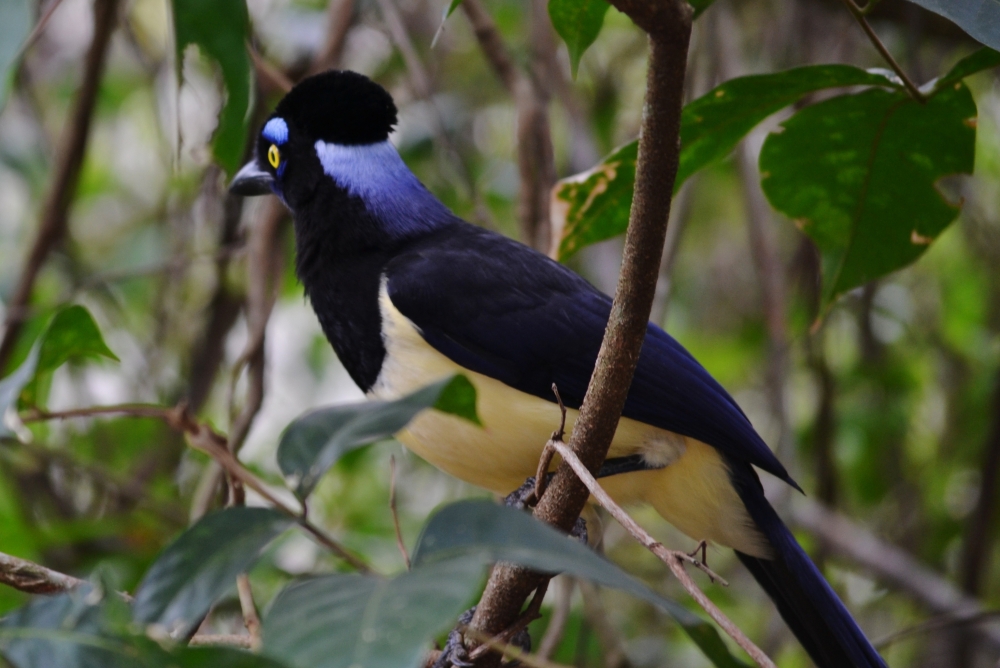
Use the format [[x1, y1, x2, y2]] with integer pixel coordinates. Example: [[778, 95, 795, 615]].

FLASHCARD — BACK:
[[230, 69, 887, 668]]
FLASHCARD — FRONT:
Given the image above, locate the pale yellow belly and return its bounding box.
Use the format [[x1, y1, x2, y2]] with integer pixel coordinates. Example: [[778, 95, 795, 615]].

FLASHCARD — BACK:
[[373, 284, 771, 557]]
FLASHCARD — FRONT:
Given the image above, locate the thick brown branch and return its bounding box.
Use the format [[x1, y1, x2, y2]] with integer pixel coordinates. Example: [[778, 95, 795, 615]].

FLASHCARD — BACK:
[[0, 0, 120, 371], [466, 3, 692, 664]]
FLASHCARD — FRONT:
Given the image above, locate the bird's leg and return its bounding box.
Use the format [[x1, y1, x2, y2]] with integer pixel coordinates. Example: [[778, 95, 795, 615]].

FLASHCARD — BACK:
[[432, 607, 477, 668], [503, 474, 553, 510], [687, 540, 710, 569]]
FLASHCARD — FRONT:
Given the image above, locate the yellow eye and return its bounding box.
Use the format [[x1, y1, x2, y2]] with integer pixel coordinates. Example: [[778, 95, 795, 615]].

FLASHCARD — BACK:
[[267, 144, 280, 169]]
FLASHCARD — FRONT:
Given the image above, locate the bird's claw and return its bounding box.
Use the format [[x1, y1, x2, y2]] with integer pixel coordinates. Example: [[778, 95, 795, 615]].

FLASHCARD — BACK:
[[504, 478, 538, 510], [433, 607, 477, 668], [570, 516, 588, 546]]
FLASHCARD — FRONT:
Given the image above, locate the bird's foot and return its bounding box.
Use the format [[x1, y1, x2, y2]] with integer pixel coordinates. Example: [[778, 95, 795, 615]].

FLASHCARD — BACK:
[[570, 516, 589, 546], [688, 540, 708, 567], [503, 474, 554, 510], [433, 607, 477, 668], [500, 626, 531, 667]]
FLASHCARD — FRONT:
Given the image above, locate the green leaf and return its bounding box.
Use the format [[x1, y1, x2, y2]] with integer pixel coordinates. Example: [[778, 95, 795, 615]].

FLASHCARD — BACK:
[[901, 0, 1000, 52], [937, 47, 1000, 88], [172, 0, 252, 175], [173, 646, 292, 668], [760, 84, 976, 310], [263, 558, 484, 668], [0, 0, 31, 112], [20, 306, 119, 407], [548, 0, 610, 78], [554, 65, 899, 261], [133, 507, 293, 635], [277, 375, 480, 498], [412, 500, 752, 668]]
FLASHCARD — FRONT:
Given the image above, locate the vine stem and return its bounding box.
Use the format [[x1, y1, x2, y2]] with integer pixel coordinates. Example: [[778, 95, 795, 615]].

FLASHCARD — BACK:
[[839, 0, 925, 102]]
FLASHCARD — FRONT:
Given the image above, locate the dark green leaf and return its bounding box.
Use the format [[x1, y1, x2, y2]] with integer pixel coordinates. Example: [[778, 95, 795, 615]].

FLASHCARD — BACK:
[[901, 0, 1000, 52], [277, 375, 479, 498], [554, 65, 899, 260], [548, 0, 610, 78], [263, 558, 483, 668], [937, 47, 1000, 87], [412, 500, 751, 668], [0, 0, 31, 112], [760, 84, 976, 309], [172, 0, 252, 175], [133, 507, 293, 635], [36, 306, 118, 373]]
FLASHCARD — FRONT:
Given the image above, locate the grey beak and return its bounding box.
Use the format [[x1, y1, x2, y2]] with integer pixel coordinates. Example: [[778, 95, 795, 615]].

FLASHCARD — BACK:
[[229, 159, 274, 196]]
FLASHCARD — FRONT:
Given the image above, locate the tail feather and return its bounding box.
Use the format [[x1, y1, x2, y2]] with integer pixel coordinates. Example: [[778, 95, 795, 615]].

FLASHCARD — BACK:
[[728, 461, 887, 668]]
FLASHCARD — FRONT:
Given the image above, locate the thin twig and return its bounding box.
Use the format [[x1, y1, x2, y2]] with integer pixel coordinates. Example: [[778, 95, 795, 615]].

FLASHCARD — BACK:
[[236, 574, 263, 651], [577, 580, 630, 668], [0, 0, 120, 371], [839, 0, 925, 102], [875, 610, 1000, 649], [545, 439, 775, 668], [389, 455, 411, 570], [14, 0, 68, 61], [468, 581, 550, 661]]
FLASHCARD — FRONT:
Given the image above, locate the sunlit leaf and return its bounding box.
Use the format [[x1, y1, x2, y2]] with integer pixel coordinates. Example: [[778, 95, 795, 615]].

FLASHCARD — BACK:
[[548, 0, 610, 78], [759, 84, 976, 310], [172, 0, 252, 175], [0, 0, 30, 112], [263, 558, 484, 668], [277, 375, 480, 498], [554, 65, 899, 260], [413, 500, 752, 668], [901, 0, 1000, 52], [133, 508, 293, 635]]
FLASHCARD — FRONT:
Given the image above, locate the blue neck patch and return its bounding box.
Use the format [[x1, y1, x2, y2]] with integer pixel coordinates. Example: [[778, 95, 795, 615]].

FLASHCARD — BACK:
[[263, 117, 289, 145], [314, 140, 453, 239]]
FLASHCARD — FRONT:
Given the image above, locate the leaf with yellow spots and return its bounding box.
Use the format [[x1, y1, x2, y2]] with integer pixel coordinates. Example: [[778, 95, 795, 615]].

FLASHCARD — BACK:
[[760, 84, 976, 312]]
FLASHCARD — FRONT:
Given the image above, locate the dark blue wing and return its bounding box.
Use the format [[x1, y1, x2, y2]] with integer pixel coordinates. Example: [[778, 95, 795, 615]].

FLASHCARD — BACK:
[[385, 223, 796, 488]]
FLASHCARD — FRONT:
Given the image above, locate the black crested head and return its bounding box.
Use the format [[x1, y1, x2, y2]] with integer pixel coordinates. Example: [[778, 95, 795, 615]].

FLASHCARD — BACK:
[[273, 70, 397, 146]]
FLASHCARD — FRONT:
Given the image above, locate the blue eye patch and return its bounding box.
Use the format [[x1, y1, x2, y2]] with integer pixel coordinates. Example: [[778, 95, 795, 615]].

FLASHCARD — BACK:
[[263, 117, 289, 145]]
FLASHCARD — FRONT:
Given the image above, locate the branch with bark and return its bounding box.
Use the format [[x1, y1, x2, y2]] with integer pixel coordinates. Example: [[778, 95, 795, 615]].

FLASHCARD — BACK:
[[464, 3, 694, 664]]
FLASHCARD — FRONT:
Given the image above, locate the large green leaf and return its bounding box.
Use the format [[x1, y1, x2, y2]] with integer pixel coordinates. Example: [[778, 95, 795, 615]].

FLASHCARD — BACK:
[[901, 0, 1000, 52], [133, 508, 293, 635], [548, 0, 610, 78], [277, 375, 479, 499], [554, 65, 898, 260], [412, 500, 751, 668], [759, 84, 976, 309], [0, 0, 31, 112], [172, 0, 252, 175], [263, 558, 484, 668]]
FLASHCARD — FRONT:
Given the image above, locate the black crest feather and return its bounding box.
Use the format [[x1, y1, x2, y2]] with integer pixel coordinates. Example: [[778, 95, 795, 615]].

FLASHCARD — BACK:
[[274, 70, 397, 145]]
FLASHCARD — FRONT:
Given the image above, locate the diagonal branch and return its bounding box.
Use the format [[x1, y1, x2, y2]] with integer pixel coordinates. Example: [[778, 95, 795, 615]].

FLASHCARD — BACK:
[[0, 0, 121, 372], [466, 2, 694, 664]]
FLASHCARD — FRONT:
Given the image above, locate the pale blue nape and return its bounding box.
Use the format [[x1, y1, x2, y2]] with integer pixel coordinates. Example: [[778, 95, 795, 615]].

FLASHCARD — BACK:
[[263, 117, 289, 145], [314, 140, 453, 239]]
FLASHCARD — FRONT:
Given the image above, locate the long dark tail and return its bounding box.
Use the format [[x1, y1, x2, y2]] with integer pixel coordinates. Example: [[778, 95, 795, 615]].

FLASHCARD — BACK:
[[729, 462, 887, 668]]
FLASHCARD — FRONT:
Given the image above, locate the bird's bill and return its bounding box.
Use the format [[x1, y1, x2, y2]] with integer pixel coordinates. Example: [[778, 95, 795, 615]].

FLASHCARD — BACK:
[[229, 159, 274, 196]]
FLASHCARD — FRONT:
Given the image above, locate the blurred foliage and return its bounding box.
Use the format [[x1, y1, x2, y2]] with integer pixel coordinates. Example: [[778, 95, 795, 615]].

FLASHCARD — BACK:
[[0, 0, 998, 666]]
